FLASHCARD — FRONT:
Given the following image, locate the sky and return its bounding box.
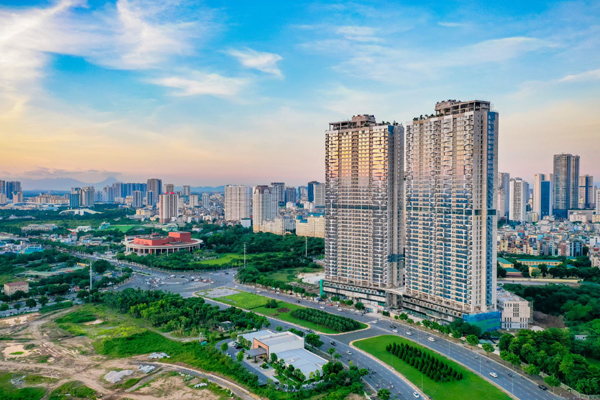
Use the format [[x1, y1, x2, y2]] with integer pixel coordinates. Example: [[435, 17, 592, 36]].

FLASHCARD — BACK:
[[0, 0, 599, 187]]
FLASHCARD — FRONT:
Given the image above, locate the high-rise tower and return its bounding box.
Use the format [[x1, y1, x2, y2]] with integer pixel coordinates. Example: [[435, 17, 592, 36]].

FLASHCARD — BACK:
[[553, 154, 579, 218], [324, 114, 404, 307], [509, 178, 529, 223], [404, 100, 498, 322], [533, 173, 553, 219], [224, 185, 252, 222]]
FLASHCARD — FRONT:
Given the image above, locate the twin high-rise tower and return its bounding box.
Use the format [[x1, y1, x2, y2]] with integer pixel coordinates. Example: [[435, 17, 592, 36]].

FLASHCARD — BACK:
[[324, 100, 499, 323]]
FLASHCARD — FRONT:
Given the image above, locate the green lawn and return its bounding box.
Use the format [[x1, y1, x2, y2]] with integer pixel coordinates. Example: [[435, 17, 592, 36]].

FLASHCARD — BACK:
[[216, 291, 366, 334], [198, 253, 243, 266], [110, 225, 140, 233], [267, 267, 323, 284], [0, 372, 47, 400], [354, 335, 511, 400]]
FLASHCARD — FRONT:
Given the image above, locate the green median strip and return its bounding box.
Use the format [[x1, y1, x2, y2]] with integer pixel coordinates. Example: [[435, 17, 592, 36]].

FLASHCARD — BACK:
[[353, 335, 511, 400], [214, 291, 367, 334]]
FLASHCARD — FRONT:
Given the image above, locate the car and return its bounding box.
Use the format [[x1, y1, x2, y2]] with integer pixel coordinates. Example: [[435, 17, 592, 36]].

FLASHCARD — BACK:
[[328, 303, 333, 306], [390, 325, 396, 329], [330, 341, 336, 346], [320, 306, 325, 309], [346, 351, 352, 355], [391, 329, 397, 333], [412, 392, 420, 398], [489, 372, 498, 378], [370, 321, 377, 324], [538, 385, 548, 390], [428, 337, 435, 342], [337, 308, 342, 311], [507, 373, 512, 378], [406, 331, 412, 336]]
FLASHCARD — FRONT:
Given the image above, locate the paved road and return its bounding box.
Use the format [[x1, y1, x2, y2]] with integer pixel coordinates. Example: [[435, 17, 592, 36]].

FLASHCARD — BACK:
[[73, 254, 562, 400]]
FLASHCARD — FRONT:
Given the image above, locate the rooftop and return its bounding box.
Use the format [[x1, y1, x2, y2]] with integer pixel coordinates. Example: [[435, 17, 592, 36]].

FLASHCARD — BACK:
[[5, 281, 28, 286], [257, 331, 303, 347], [278, 349, 327, 376]]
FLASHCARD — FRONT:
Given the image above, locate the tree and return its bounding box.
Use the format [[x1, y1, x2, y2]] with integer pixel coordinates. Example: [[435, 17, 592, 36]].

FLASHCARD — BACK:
[[377, 388, 391, 400], [482, 343, 494, 354], [498, 333, 513, 351], [77, 290, 89, 300], [466, 335, 479, 347], [355, 302, 365, 311], [25, 298, 37, 308], [451, 330, 462, 339], [14, 303, 21, 311], [276, 326, 283, 332], [334, 353, 342, 360], [237, 350, 244, 362], [0, 304, 8, 311], [92, 259, 111, 274], [306, 333, 323, 348], [328, 347, 336, 356], [544, 375, 561, 393], [39, 296, 49, 307], [539, 264, 549, 277], [531, 269, 541, 278], [270, 352, 278, 363], [221, 342, 228, 352]]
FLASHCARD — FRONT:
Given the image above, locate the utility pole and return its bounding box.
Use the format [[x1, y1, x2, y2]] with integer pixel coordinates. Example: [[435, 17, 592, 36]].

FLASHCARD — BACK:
[[305, 236, 308, 257], [243, 243, 247, 268], [89, 260, 93, 291]]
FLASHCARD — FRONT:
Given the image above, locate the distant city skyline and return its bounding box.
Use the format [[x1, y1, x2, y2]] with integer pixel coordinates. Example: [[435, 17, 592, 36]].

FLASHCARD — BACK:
[[1, 1, 600, 185]]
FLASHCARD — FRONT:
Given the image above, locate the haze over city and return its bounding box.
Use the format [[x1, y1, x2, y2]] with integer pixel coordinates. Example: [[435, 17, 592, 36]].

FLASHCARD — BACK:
[[1, 0, 600, 186]]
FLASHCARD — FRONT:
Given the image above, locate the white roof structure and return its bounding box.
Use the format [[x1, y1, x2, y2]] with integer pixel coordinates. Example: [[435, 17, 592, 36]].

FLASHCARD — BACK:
[[278, 349, 327, 376]]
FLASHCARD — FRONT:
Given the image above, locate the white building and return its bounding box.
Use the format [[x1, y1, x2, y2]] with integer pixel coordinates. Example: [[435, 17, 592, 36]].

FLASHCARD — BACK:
[[497, 290, 532, 330], [324, 114, 405, 307], [509, 178, 529, 223], [404, 99, 498, 322], [159, 193, 179, 223], [241, 330, 326, 376], [225, 185, 252, 222], [252, 186, 277, 233], [296, 213, 325, 238], [497, 172, 510, 220]]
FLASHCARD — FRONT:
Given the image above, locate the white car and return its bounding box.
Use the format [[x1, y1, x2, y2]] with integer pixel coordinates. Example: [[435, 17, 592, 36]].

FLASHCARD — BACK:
[[412, 392, 420, 398], [406, 331, 412, 336], [428, 337, 435, 342], [392, 329, 398, 333], [489, 372, 498, 378], [370, 321, 378, 324], [337, 308, 342, 311], [346, 351, 352, 355], [320, 306, 325, 310]]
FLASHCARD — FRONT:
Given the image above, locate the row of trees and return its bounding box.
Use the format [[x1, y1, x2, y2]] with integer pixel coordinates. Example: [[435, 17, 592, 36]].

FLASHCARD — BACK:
[[198, 224, 325, 256], [386, 342, 463, 383], [498, 329, 600, 394], [100, 288, 268, 336], [289, 308, 362, 332]]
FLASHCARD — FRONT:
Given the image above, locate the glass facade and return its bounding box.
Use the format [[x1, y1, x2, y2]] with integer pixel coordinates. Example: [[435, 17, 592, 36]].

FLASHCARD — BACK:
[[405, 100, 498, 316]]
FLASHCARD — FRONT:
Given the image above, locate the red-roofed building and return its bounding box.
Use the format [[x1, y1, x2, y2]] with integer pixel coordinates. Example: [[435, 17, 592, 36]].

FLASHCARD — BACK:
[[124, 232, 201, 255]]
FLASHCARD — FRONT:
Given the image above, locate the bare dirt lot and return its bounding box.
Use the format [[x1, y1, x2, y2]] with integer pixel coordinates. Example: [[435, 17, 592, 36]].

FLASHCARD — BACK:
[[0, 308, 241, 400]]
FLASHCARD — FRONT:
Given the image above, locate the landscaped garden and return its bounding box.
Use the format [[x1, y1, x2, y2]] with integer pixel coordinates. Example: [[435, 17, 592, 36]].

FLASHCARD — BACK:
[[353, 335, 511, 400], [215, 291, 367, 334]]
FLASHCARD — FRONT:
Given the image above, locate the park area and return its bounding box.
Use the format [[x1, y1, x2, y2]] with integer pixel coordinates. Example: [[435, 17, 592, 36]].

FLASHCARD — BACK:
[[353, 335, 511, 400], [209, 290, 367, 334]]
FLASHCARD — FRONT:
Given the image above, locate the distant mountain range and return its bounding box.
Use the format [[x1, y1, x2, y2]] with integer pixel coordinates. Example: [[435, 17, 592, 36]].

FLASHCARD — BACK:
[[20, 176, 225, 193], [20, 176, 121, 192]]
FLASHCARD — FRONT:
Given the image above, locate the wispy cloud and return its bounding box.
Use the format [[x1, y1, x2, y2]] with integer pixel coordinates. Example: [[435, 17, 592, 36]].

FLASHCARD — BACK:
[[151, 73, 247, 97], [335, 26, 381, 42], [227, 48, 283, 77], [558, 68, 600, 83], [438, 22, 465, 28]]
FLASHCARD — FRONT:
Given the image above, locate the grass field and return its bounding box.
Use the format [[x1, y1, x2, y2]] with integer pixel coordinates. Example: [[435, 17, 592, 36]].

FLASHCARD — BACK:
[[354, 335, 511, 400], [216, 291, 366, 334], [110, 225, 141, 232], [198, 253, 243, 266], [0, 372, 48, 400], [268, 267, 323, 284]]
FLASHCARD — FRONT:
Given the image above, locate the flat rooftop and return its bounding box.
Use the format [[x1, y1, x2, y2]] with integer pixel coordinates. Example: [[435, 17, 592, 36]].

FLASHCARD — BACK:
[[257, 332, 303, 347], [278, 348, 327, 376]]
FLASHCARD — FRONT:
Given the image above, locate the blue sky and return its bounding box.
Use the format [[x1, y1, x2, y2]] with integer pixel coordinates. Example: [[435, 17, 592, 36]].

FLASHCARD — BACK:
[[1, 0, 599, 186]]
